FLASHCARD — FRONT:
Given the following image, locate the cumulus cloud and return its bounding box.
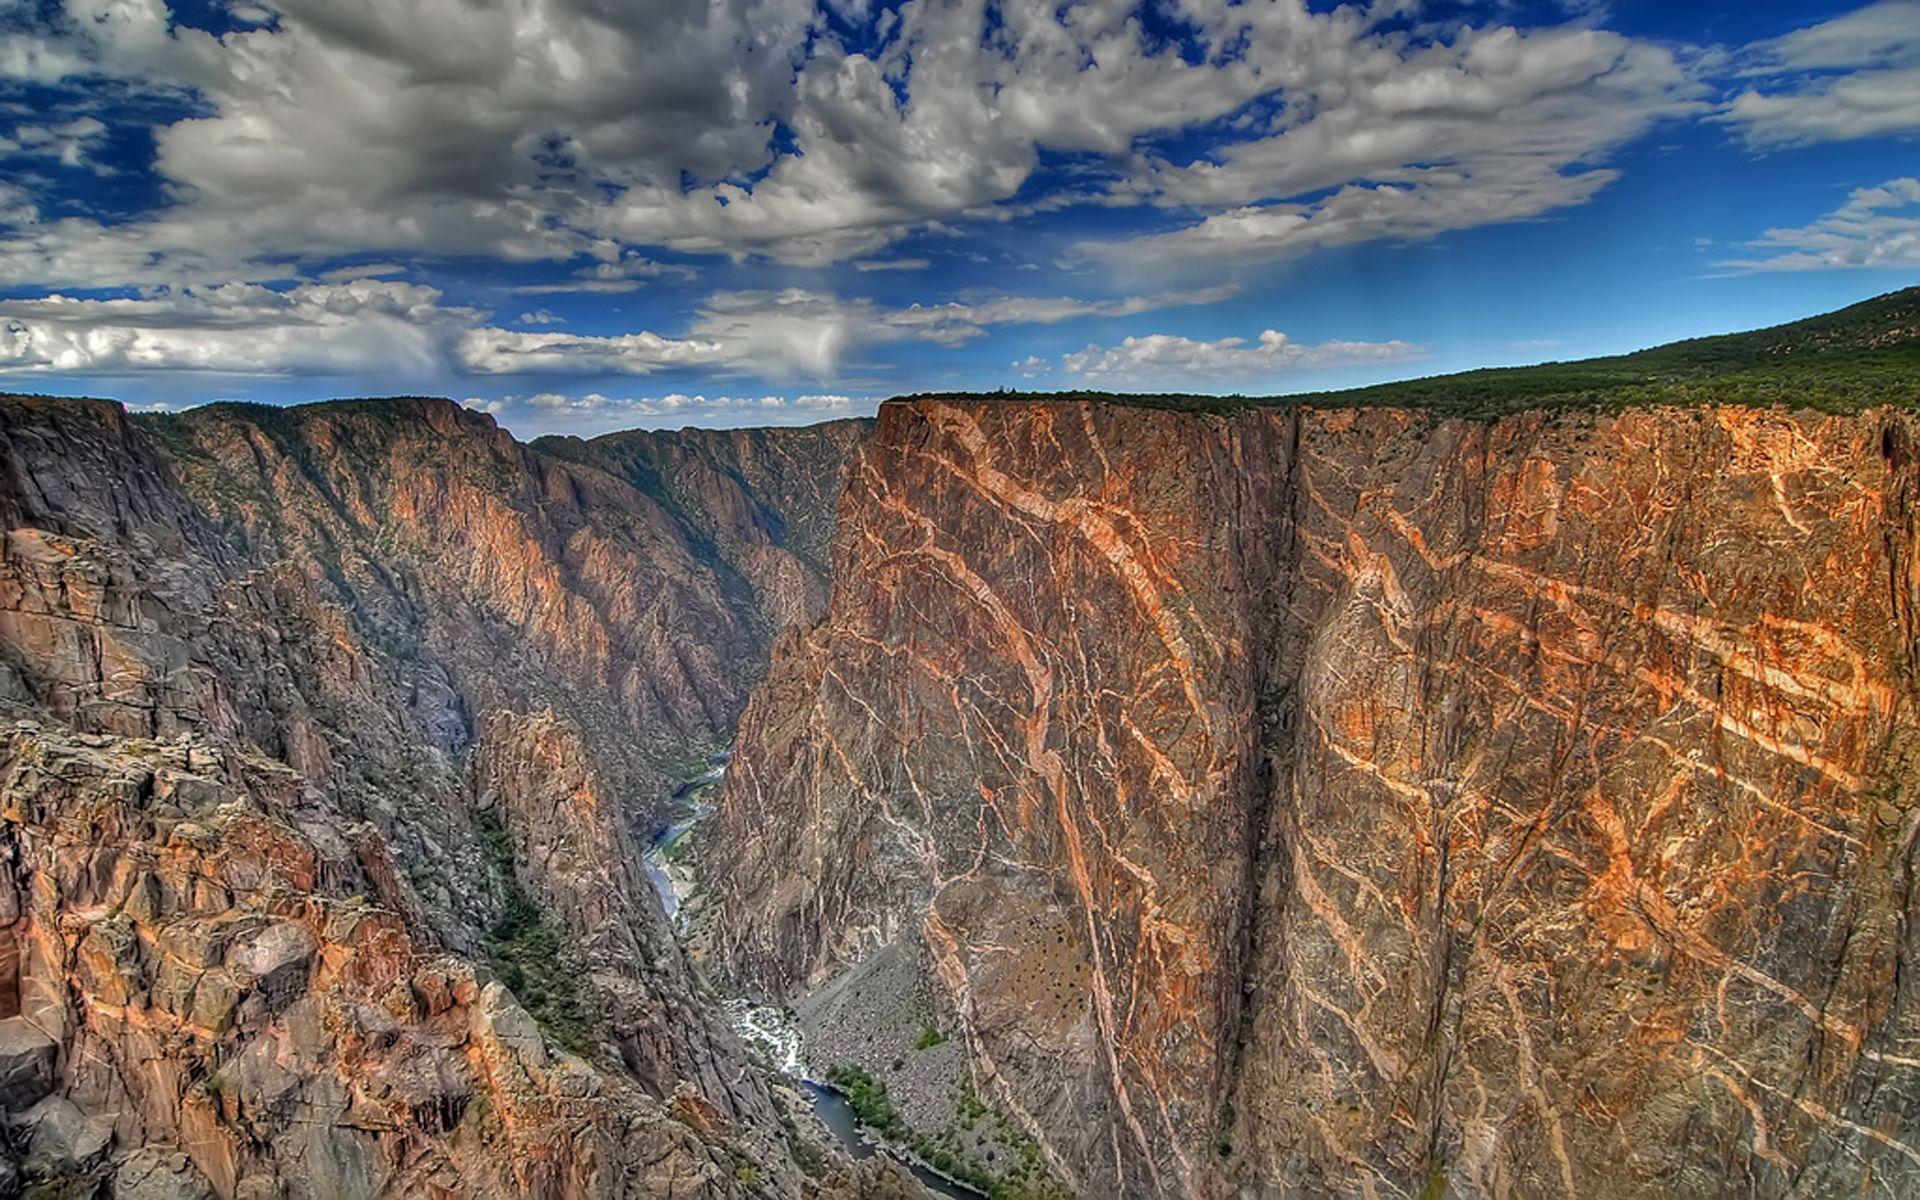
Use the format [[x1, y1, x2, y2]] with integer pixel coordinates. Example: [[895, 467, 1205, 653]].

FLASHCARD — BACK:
[[1083, 22, 1701, 271], [1719, 177, 1920, 271], [0, 277, 740, 378], [1062, 328, 1422, 384], [0, 279, 476, 375], [0, 115, 108, 170], [1722, 1, 1920, 147], [0, 0, 815, 281], [0, 275, 1228, 381], [504, 390, 863, 435], [0, 0, 1710, 279], [604, 6, 1704, 266]]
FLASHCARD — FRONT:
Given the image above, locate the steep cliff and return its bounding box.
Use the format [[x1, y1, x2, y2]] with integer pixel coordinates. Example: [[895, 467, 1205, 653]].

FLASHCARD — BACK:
[[708, 293, 1920, 1197], [0, 394, 886, 1197], [538, 421, 870, 635]]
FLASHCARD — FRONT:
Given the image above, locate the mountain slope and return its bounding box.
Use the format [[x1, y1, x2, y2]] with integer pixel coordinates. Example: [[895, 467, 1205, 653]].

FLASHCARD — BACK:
[[0, 395, 893, 1198], [929, 284, 1920, 420]]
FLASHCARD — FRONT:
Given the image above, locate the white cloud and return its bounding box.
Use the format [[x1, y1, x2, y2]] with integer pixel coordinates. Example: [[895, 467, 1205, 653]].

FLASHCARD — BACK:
[[0, 0, 1707, 279], [516, 309, 561, 326], [1719, 177, 1920, 272], [0, 276, 730, 379], [454, 327, 724, 376], [1, 115, 109, 170], [671, 285, 1234, 376], [514, 247, 693, 295], [0, 276, 1230, 381], [0, 278, 474, 375], [880, 286, 1240, 346], [1062, 328, 1422, 384], [1722, 1, 1920, 147], [1083, 168, 1626, 272], [1082, 22, 1700, 271], [505, 390, 862, 434], [0, 0, 816, 281], [600, 7, 1701, 266]]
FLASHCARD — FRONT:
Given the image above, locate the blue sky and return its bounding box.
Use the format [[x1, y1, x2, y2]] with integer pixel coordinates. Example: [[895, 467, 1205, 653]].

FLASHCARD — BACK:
[[0, 0, 1915, 435]]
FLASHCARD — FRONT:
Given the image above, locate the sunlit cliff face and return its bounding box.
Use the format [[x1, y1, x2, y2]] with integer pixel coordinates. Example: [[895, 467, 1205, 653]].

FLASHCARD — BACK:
[[710, 397, 1920, 1198]]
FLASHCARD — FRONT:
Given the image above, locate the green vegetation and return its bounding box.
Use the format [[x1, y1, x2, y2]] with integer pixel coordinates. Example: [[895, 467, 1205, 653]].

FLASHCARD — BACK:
[[827, 1065, 905, 1137], [914, 1024, 951, 1050], [901, 287, 1920, 422], [473, 806, 595, 1056], [826, 1067, 1069, 1199]]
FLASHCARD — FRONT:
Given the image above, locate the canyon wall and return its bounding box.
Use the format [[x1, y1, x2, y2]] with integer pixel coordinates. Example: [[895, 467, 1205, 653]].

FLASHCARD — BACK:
[[709, 397, 1920, 1198], [0, 394, 892, 1197]]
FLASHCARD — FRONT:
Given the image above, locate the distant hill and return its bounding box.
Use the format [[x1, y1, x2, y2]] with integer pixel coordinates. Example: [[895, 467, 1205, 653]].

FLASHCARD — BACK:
[[913, 286, 1920, 419]]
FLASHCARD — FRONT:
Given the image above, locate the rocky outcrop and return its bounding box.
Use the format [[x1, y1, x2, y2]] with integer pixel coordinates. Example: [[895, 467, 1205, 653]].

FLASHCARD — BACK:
[[709, 397, 1920, 1198], [0, 721, 781, 1198], [468, 709, 775, 1125], [0, 393, 879, 1196]]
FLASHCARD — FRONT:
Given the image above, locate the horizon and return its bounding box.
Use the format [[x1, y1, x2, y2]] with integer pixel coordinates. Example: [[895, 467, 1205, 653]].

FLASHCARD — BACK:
[[19, 281, 1920, 437], [1, 1, 1917, 436]]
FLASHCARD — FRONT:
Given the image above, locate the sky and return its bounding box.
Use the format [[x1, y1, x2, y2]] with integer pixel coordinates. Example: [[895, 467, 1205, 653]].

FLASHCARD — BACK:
[[0, 0, 1914, 436]]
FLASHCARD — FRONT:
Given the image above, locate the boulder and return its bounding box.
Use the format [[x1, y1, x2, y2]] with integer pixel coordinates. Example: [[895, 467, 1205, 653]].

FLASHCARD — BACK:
[[112, 1147, 215, 1200], [0, 1018, 55, 1111], [226, 922, 316, 1009], [19, 1094, 112, 1175]]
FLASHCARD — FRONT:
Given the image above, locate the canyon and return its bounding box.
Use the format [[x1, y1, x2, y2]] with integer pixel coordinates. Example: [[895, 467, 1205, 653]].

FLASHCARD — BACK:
[[2, 288, 1920, 1197]]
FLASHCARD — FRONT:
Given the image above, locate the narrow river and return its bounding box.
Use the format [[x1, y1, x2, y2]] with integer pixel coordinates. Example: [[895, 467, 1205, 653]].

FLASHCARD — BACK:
[[723, 1001, 985, 1200], [804, 1082, 987, 1198], [642, 763, 983, 1199]]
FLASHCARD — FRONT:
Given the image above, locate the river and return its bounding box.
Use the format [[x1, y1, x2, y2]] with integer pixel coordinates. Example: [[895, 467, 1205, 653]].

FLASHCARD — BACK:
[[642, 767, 982, 1198], [723, 1001, 984, 1200]]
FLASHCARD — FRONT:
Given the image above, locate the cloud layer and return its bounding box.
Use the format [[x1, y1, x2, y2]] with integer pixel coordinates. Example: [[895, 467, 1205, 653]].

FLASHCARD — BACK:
[[0, 0, 1762, 282], [0, 1, 1912, 432], [1062, 329, 1422, 383], [1722, 1, 1920, 147], [0, 277, 1233, 381], [1722, 177, 1920, 272]]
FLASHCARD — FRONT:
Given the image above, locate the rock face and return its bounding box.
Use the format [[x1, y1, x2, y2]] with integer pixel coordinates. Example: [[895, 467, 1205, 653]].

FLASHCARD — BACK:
[[0, 394, 883, 1196], [0, 720, 777, 1198], [538, 421, 870, 635], [709, 397, 1920, 1197]]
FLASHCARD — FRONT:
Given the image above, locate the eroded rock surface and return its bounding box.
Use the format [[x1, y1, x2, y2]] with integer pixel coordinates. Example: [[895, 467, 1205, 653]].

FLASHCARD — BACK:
[[710, 398, 1920, 1198], [0, 394, 887, 1197]]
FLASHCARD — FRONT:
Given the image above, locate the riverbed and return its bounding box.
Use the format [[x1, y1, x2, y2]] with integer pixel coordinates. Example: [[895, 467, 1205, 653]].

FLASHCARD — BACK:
[[643, 771, 983, 1198], [639, 758, 725, 924], [723, 1001, 983, 1200]]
